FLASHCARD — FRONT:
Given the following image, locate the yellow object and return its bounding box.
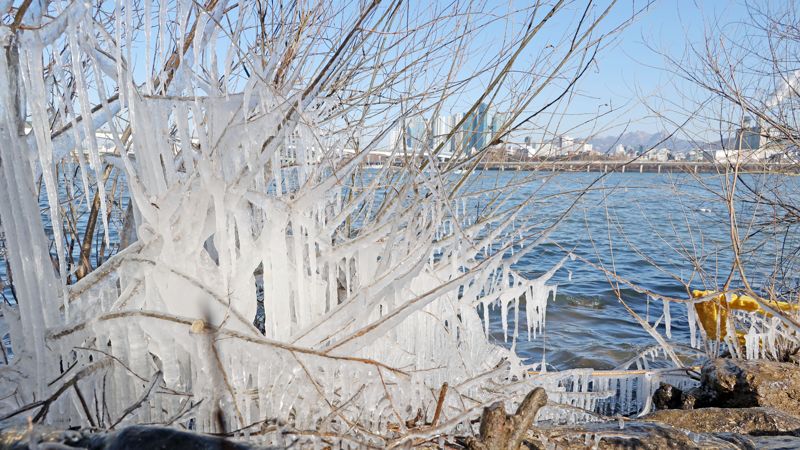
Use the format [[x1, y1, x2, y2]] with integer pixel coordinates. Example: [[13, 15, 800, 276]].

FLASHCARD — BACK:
[[691, 290, 797, 341]]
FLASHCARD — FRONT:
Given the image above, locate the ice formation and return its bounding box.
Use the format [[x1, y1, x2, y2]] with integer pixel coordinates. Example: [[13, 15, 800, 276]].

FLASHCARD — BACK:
[[0, 0, 700, 445]]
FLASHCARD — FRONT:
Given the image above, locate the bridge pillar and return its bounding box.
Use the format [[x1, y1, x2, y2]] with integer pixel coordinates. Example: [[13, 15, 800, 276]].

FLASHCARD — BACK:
[[658, 165, 661, 173]]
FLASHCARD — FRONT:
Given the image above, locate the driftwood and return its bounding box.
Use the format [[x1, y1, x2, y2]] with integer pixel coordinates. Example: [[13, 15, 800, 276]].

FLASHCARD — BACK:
[[466, 387, 547, 450]]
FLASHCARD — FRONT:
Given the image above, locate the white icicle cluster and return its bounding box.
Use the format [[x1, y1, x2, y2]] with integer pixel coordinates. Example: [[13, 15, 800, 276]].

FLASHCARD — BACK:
[[0, 1, 574, 441], [0, 0, 694, 444]]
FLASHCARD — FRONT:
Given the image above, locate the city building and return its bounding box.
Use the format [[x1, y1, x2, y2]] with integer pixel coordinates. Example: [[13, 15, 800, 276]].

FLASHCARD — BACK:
[[554, 135, 574, 155], [463, 103, 490, 152], [405, 116, 427, 149], [431, 114, 449, 149], [717, 117, 782, 163], [490, 112, 509, 144], [575, 142, 594, 154], [648, 147, 671, 162], [383, 108, 526, 157]]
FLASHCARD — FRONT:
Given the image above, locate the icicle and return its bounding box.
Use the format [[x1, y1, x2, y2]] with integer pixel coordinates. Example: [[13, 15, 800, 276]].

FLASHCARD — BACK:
[[68, 24, 112, 248], [0, 2, 586, 438], [688, 304, 698, 348], [745, 326, 758, 360], [144, 0, 153, 94], [663, 300, 671, 339], [19, 33, 71, 320]]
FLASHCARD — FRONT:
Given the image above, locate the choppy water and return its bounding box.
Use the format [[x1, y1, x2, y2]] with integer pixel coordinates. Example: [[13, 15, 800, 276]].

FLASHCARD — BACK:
[[474, 171, 800, 369], [2, 170, 797, 369]]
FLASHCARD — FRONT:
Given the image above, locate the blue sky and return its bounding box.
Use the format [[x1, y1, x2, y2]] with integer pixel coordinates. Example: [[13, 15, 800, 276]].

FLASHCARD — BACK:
[[417, 0, 759, 142], [113, 0, 760, 143], [561, 0, 755, 138]]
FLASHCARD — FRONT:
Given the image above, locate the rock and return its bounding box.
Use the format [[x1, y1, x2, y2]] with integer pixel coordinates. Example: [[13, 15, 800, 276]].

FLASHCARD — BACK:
[[652, 382, 684, 410], [0, 425, 278, 450], [643, 407, 800, 435], [652, 381, 719, 411], [0, 425, 92, 450], [97, 426, 262, 450], [679, 384, 718, 410], [701, 359, 800, 415], [527, 421, 738, 449], [715, 434, 800, 450]]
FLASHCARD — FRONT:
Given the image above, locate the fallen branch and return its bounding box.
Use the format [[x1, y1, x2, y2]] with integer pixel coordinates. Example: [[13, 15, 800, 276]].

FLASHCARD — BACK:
[[466, 387, 548, 450]]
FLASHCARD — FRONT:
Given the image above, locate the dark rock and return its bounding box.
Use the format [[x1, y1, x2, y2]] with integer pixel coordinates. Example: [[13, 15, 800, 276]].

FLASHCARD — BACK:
[[680, 390, 698, 409], [652, 381, 718, 411], [701, 359, 800, 415], [98, 426, 261, 450], [680, 384, 719, 410], [653, 383, 684, 410], [0, 425, 278, 450], [643, 407, 800, 436]]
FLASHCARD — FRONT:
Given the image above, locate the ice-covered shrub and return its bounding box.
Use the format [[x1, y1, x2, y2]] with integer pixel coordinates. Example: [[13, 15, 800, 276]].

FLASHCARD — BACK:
[[0, 0, 661, 445]]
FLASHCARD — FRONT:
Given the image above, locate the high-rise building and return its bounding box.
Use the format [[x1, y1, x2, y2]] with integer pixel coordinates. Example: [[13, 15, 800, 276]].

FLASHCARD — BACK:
[[490, 112, 509, 144], [431, 114, 455, 151], [732, 117, 766, 150], [552, 135, 574, 155], [452, 112, 467, 154], [405, 116, 427, 150], [388, 125, 401, 149], [463, 103, 489, 152]]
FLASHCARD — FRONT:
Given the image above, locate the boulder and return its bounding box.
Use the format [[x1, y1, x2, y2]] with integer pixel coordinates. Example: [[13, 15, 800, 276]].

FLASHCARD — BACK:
[[700, 359, 800, 414], [653, 359, 800, 415], [0, 425, 277, 450], [527, 421, 738, 449], [714, 434, 800, 450], [643, 407, 800, 435], [97, 426, 262, 450], [652, 382, 684, 410]]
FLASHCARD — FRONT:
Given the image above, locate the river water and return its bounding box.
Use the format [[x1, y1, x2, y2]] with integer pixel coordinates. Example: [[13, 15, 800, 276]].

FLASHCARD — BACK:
[[2, 170, 797, 369], [469, 170, 799, 369]]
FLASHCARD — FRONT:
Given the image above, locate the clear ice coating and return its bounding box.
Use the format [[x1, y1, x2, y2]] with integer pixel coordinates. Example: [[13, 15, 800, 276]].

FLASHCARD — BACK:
[[0, 0, 700, 445]]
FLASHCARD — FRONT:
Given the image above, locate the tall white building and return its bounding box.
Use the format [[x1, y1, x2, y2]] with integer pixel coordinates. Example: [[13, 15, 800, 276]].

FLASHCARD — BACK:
[[405, 116, 427, 150], [432, 114, 456, 150], [388, 125, 402, 149], [552, 135, 574, 155]]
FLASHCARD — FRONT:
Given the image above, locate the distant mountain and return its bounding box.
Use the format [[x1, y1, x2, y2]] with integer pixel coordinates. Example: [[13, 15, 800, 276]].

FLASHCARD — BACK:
[[587, 131, 711, 153]]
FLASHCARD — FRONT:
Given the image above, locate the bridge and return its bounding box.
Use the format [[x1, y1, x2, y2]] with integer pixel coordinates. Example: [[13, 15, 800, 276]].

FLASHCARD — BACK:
[[472, 160, 800, 174]]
